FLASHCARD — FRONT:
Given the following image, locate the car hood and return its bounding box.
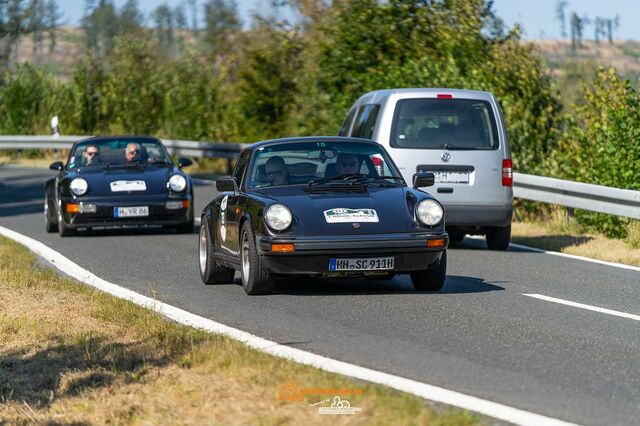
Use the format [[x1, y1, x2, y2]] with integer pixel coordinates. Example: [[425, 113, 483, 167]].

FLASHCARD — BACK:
[[77, 166, 176, 196], [259, 186, 414, 235]]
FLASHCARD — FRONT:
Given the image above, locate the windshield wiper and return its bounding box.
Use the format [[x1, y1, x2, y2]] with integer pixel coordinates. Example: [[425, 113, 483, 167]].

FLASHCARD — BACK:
[[439, 143, 478, 150], [352, 175, 404, 185], [308, 173, 366, 186]]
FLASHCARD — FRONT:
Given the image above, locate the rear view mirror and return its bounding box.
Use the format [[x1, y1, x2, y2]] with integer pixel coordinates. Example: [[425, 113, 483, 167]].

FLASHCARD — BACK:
[[413, 172, 435, 188], [49, 161, 63, 171], [178, 157, 193, 169], [216, 176, 238, 192]]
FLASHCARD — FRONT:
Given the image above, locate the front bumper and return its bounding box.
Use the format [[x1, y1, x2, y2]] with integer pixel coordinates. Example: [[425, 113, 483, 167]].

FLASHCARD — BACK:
[[60, 195, 193, 229], [258, 232, 448, 276]]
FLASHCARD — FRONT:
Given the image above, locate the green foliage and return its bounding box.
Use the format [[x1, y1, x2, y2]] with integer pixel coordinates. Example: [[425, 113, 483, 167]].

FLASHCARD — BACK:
[[310, 0, 560, 173], [552, 67, 640, 237]]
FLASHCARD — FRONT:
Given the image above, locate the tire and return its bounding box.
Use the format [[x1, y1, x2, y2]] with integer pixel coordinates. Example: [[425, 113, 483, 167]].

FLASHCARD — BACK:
[[199, 220, 235, 285], [57, 202, 76, 237], [176, 218, 195, 234], [240, 222, 275, 295], [486, 224, 511, 250], [410, 251, 447, 291], [44, 194, 58, 233]]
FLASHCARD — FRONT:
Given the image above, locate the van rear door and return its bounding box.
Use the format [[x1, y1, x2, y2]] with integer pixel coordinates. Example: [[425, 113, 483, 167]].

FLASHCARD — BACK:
[[385, 97, 510, 208]]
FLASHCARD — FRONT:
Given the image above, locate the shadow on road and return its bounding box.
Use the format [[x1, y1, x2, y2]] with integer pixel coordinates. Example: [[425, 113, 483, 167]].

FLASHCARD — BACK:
[[0, 168, 53, 218], [276, 274, 504, 296]]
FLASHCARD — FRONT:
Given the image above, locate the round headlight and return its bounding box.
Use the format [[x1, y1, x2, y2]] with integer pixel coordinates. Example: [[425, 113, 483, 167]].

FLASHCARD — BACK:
[[264, 204, 292, 231], [70, 178, 88, 196], [169, 175, 187, 192], [416, 199, 443, 226]]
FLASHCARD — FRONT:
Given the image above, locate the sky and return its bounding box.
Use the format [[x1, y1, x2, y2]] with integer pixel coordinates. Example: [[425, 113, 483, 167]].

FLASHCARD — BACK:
[[57, 0, 640, 41]]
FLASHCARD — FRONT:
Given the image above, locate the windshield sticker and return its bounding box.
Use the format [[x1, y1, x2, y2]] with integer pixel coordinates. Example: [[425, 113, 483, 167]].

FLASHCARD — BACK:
[[110, 180, 147, 192], [324, 208, 379, 223]]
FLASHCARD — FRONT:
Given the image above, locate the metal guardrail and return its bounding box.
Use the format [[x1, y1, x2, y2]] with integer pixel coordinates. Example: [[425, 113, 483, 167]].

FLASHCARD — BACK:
[[1, 135, 639, 219], [513, 173, 640, 219]]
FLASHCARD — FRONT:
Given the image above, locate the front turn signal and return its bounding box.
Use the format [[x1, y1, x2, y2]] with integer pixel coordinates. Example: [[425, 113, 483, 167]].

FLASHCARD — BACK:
[[271, 243, 295, 253], [426, 238, 446, 248]]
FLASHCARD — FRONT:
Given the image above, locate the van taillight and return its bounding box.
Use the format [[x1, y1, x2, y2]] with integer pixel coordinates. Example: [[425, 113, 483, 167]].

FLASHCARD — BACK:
[[502, 159, 513, 186], [372, 156, 384, 175]]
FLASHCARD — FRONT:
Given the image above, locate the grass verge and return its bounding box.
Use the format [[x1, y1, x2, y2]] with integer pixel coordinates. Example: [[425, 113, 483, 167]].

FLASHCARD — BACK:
[[0, 236, 480, 425], [511, 208, 640, 267]]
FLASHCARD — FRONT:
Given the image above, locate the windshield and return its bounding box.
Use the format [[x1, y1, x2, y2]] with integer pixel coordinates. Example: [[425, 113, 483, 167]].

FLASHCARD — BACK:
[[67, 138, 173, 169], [247, 141, 403, 189], [390, 98, 499, 150]]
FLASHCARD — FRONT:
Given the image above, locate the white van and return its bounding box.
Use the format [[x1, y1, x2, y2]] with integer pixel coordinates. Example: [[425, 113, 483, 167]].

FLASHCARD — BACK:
[[339, 88, 513, 250]]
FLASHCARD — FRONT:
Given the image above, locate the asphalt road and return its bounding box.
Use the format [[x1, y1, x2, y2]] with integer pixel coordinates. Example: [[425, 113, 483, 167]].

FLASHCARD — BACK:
[[1, 165, 639, 425]]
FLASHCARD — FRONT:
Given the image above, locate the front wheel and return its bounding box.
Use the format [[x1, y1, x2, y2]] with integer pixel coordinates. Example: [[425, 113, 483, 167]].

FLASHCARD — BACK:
[[57, 203, 76, 237], [199, 220, 235, 285], [410, 251, 447, 291], [44, 194, 57, 233], [240, 222, 274, 295], [486, 224, 511, 250]]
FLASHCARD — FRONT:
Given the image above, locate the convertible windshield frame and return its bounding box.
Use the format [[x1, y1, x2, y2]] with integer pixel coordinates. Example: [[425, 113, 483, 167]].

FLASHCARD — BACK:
[[66, 138, 173, 170], [244, 140, 405, 190]]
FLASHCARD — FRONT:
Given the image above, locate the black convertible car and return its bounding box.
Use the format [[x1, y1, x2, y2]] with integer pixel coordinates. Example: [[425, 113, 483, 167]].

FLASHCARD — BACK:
[[198, 137, 449, 295], [45, 136, 194, 236]]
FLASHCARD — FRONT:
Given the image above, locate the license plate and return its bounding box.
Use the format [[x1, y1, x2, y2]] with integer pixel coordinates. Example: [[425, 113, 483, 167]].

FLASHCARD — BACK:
[[329, 257, 394, 271], [434, 171, 469, 184], [114, 206, 149, 218]]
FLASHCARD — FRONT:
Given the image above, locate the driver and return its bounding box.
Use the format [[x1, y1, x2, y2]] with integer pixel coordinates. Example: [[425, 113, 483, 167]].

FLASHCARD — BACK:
[[83, 144, 100, 166], [125, 143, 142, 163], [265, 156, 289, 186], [335, 153, 361, 176]]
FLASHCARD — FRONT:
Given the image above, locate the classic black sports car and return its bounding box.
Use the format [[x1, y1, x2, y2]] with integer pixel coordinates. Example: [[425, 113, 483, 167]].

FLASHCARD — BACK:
[[45, 136, 194, 236], [198, 137, 449, 295]]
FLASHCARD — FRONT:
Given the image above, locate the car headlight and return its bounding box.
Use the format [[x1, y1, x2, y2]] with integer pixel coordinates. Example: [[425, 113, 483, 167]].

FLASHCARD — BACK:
[[264, 204, 292, 231], [70, 178, 88, 196], [168, 175, 187, 192], [415, 199, 443, 226]]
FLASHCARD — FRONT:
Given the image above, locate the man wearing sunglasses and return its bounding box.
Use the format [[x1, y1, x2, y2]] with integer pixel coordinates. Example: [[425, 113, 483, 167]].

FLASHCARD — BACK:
[[265, 156, 289, 186], [125, 142, 142, 164], [335, 153, 361, 176], [83, 145, 100, 166]]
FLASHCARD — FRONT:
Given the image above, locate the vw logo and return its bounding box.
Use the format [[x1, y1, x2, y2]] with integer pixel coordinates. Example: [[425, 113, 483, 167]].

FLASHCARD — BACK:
[[441, 151, 451, 162]]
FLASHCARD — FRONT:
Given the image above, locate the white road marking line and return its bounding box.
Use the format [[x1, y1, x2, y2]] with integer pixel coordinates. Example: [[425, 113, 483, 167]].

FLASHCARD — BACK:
[[0, 225, 576, 426], [467, 236, 640, 274], [524, 294, 640, 322]]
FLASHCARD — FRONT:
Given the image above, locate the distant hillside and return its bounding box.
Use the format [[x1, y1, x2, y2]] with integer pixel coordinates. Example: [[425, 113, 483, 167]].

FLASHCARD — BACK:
[[531, 39, 640, 80]]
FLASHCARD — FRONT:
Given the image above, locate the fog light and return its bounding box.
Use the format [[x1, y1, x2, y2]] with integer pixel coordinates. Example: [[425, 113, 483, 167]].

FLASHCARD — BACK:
[[66, 203, 79, 213], [166, 200, 189, 210], [79, 203, 97, 213], [271, 243, 294, 253], [426, 238, 446, 248]]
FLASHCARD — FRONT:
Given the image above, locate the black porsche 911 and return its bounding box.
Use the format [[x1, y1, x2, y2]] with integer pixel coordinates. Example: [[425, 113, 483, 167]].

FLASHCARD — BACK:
[[45, 136, 194, 236], [198, 137, 449, 295]]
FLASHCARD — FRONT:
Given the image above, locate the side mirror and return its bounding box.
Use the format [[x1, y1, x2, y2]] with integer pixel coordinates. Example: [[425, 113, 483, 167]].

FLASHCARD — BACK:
[[216, 176, 238, 192], [178, 157, 193, 169], [413, 172, 435, 188], [49, 161, 63, 171]]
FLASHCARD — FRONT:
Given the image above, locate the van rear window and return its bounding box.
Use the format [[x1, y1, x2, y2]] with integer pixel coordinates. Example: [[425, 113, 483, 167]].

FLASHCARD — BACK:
[[390, 98, 499, 150]]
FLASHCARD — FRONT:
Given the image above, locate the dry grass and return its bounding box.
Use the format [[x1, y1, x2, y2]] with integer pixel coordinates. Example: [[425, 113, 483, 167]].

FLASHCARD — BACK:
[[512, 219, 640, 267], [0, 237, 480, 425]]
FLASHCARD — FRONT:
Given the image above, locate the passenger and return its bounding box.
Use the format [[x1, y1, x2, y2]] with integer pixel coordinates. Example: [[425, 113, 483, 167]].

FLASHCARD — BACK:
[[125, 143, 142, 163], [335, 153, 361, 176], [265, 156, 289, 186], [83, 144, 100, 166]]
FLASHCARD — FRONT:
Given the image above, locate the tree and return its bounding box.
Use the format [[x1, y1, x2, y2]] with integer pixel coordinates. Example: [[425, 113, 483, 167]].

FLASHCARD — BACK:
[[203, 0, 241, 57], [45, 0, 62, 54], [555, 0, 568, 38], [119, 0, 144, 34]]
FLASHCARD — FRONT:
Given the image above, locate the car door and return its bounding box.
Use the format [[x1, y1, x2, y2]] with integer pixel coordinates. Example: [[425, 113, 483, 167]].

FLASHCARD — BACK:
[[221, 150, 251, 256]]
